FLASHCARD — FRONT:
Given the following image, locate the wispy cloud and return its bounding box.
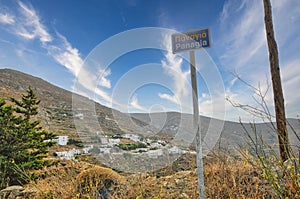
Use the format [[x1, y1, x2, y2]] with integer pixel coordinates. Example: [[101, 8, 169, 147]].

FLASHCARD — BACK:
[[73, 63, 113, 104], [281, 59, 300, 109], [0, 13, 15, 25], [218, 0, 300, 120], [219, 0, 266, 75], [0, 1, 113, 106], [158, 93, 179, 104], [220, 0, 247, 24], [48, 32, 83, 76], [17, 1, 52, 43], [199, 92, 231, 118], [99, 69, 111, 89], [159, 33, 191, 111], [130, 95, 148, 112], [0, 1, 84, 77]]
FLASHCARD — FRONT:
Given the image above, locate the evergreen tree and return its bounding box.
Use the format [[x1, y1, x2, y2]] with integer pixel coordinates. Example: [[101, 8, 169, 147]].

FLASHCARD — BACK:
[[0, 87, 56, 188]]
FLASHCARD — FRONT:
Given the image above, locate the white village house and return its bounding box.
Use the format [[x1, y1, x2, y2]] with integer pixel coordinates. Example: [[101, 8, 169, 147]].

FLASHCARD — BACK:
[[75, 113, 84, 120], [108, 138, 120, 146], [55, 145, 93, 160], [55, 148, 79, 160], [123, 134, 140, 142], [54, 136, 69, 146], [44, 135, 69, 146]]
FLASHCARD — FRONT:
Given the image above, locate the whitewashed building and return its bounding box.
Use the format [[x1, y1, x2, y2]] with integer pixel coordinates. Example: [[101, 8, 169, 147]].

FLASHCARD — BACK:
[[55, 148, 82, 160], [55, 136, 69, 146], [75, 113, 84, 120], [108, 138, 120, 146], [55, 151, 74, 160], [44, 135, 69, 146], [150, 142, 162, 148], [123, 134, 140, 142], [147, 149, 164, 158], [71, 148, 81, 155], [168, 146, 183, 154], [82, 145, 93, 154]]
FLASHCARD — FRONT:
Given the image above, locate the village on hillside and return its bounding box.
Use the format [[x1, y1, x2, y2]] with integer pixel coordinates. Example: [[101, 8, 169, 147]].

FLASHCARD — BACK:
[[50, 133, 196, 161]]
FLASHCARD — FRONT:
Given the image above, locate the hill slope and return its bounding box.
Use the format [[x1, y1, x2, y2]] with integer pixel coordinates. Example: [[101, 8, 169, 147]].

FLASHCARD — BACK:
[[0, 68, 156, 139], [1, 68, 299, 152], [132, 111, 300, 152]]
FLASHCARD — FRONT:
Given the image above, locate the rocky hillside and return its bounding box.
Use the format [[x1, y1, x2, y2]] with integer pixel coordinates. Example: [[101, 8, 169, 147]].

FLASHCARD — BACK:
[[1, 68, 299, 151], [132, 111, 300, 152], [0, 69, 156, 140]]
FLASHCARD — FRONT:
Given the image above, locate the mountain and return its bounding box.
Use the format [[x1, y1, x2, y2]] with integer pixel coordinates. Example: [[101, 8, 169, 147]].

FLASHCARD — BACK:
[[1, 68, 299, 153], [132, 110, 300, 153], [0, 68, 157, 140]]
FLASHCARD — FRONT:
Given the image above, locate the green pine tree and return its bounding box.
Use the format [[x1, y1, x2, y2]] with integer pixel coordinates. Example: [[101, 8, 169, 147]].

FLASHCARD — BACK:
[[0, 87, 56, 188]]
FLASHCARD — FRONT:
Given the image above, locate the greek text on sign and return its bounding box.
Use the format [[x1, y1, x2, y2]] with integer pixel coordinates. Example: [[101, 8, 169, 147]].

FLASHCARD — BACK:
[[172, 28, 211, 54]]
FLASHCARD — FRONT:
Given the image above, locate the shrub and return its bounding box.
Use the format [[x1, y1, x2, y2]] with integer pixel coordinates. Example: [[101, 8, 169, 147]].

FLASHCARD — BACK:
[[116, 142, 147, 151], [239, 123, 300, 198], [0, 88, 56, 188], [68, 139, 84, 147], [74, 166, 124, 198]]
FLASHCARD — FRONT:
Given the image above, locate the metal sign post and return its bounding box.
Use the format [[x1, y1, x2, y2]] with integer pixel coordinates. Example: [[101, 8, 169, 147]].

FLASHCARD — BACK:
[[172, 28, 211, 199], [189, 50, 205, 199]]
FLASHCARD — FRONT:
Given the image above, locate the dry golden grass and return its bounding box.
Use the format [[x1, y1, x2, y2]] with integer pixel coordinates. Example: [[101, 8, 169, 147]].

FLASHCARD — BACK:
[[116, 154, 275, 199], [25, 160, 93, 198], [23, 151, 299, 199], [204, 154, 273, 199], [74, 166, 125, 199]]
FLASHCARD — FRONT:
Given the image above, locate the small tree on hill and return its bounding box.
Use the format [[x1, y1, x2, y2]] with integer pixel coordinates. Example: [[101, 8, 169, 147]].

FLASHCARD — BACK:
[[0, 87, 56, 188]]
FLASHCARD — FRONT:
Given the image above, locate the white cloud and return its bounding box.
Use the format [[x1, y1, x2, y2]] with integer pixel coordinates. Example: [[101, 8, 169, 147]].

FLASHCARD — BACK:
[[271, 0, 300, 50], [220, 0, 247, 25], [0, 13, 15, 24], [199, 92, 229, 118], [0, 1, 113, 107], [159, 33, 191, 111], [48, 32, 83, 76], [95, 87, 114, 104], [72, 64, 114, 105], [130, 95, 148, 112], [219, 0, 266, 74], [99, 69, 111, 89], [281, 59, 300, 107], [17, 1, 52, 43], [71, 55, 114, 104], [17, 2, 112, 104], [158, 93, 179, 104], [217, 0, 300, 120]]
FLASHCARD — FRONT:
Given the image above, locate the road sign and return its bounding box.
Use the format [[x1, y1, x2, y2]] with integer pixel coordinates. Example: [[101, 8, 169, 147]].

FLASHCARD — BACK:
[[171, 27, 211, 198], [172, 28, 211, 54]]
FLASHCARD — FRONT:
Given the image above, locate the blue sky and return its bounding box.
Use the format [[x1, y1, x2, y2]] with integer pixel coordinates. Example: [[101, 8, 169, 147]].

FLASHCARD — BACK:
[[0, 0, 299, 122]]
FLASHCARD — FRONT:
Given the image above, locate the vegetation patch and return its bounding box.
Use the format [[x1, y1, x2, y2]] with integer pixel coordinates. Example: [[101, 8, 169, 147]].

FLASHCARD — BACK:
[[67, 138, 84, 147], [0, 88, 56, 189], [116, 142, 147, 151]]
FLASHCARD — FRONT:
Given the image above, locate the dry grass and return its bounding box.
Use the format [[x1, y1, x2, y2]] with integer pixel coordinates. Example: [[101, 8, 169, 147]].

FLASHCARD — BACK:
[[204, 154, 273, 199], [25, 160, 93, 198], [21, 150, 298, 199], [116, 153, 276, 199], [74, 166, 125, 199]]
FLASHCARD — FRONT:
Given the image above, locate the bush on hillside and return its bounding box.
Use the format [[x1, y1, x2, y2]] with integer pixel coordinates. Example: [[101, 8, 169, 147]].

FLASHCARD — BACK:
[[0, 87, 56, 189]]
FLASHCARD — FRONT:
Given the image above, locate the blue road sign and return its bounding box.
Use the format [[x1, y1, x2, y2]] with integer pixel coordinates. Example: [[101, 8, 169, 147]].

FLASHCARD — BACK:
[[172, 28, 211, 54]]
